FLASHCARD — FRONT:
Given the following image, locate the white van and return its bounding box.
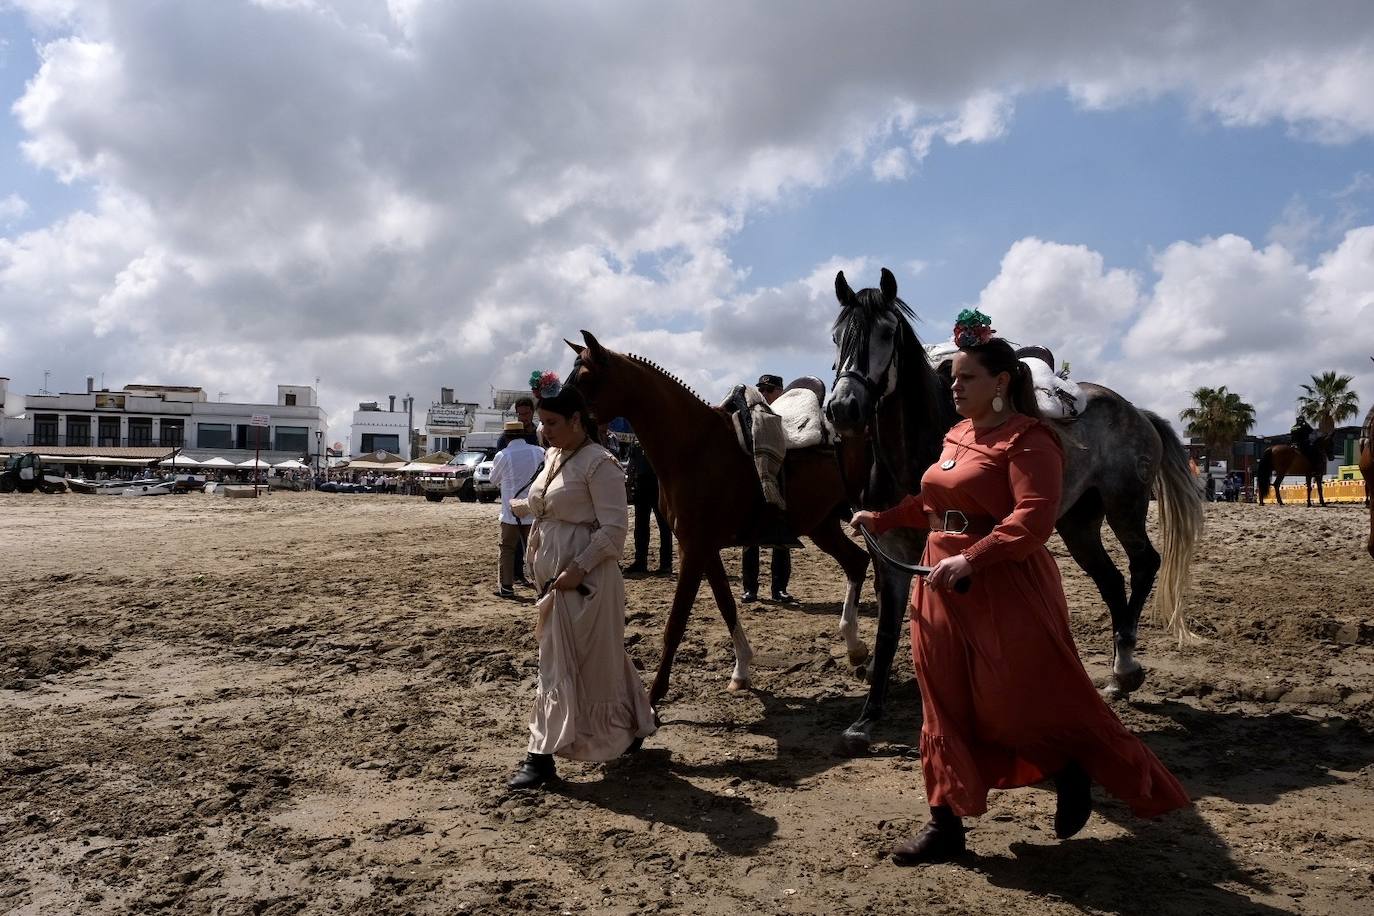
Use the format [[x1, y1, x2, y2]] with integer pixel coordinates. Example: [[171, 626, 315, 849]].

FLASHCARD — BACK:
[[461, 430, 505, 453]]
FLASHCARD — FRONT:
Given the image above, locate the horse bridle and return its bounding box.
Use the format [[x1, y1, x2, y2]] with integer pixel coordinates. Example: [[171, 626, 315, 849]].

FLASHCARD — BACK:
[[832, 321, 905, 497]]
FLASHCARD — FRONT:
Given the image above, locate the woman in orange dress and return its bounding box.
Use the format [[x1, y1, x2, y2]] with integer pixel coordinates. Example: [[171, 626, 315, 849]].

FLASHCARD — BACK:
[[851, 312, 1189, 865]]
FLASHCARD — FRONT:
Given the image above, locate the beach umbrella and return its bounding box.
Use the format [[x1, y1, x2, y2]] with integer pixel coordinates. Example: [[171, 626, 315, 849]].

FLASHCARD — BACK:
[[273, 459, 309, 470], [199, 456, 236, 468], [237, 457, 272, 469], [158, 455, 201, 467]]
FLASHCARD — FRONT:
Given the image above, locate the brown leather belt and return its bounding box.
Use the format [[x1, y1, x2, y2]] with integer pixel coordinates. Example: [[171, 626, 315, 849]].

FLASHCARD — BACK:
[[927, 510, 997, 536]]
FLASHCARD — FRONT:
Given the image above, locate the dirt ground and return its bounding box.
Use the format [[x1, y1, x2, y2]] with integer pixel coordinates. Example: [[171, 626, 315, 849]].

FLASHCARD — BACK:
[[1, 490, 1372, 915]]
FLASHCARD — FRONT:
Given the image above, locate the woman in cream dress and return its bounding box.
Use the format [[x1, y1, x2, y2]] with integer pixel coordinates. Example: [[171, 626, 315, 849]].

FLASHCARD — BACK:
[[507, 376, 656, 789]]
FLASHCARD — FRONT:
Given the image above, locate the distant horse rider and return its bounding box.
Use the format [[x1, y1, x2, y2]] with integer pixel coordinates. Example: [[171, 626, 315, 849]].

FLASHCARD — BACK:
[[720, 373, 802, 549], [1290, 415, 1327, 468]]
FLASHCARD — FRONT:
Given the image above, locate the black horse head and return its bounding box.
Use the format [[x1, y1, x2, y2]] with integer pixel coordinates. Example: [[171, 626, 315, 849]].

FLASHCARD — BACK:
[[825, 268, 917, 434]]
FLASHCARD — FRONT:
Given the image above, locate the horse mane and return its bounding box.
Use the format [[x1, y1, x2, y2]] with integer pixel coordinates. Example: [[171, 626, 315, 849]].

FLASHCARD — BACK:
[[622, 352, 709, 406]]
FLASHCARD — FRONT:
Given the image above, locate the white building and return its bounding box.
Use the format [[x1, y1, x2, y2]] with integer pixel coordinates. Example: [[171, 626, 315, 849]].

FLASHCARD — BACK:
[[421, 386, 525, 454], [351, 395, 414, 460], [0, 376, 329, 466]]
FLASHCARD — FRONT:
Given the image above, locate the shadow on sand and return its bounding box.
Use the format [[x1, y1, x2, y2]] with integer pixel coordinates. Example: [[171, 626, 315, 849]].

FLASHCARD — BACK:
[[553, 748, 777, 856]]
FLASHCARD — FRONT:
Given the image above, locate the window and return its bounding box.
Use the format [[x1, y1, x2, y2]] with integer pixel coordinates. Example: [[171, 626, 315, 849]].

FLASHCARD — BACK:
[[284, 393, 297, 406], [198, 423, 232, 449], [160, 420, 184, 448], [98, 417, 121, 447], [361, 434, 400, 455], [275, 425, 309, 454], [66, 416, 91, 447], [237, 424, 270, 450], [33, 414, 59, 446], [128, 418, 153, 447]]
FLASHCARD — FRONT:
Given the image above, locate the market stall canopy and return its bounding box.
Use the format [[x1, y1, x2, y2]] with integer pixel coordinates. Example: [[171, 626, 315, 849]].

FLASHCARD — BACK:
[[237, 457, 273, 469], [198, 456, 237, 468], [158, 455, 201, 467], [272, 459, 309, 470]]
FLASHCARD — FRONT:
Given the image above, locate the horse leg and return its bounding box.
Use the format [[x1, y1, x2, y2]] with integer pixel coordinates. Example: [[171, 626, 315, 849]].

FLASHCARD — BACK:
[[1056, 493, 1137, 699], [805, 514, 872, 670], [1104, 497, 1162, 699], [701, 551, 753, 692], [649, 550, 705, 709], [1274, 472, 1284, 506], [1317, 475, 1326, 507], [839, 549, 913, 757]]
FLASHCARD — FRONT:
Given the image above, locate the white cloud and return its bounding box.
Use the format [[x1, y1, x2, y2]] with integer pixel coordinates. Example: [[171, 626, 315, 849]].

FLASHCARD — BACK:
[[976, 238, 1141, 365], [0, 194, 31, 226], [4, 1, 1374, 440], [979, 229, 1374, 434]]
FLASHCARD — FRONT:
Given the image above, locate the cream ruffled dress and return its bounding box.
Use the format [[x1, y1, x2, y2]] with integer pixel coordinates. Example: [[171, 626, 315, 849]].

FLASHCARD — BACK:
[[524, 443, 656, 760]]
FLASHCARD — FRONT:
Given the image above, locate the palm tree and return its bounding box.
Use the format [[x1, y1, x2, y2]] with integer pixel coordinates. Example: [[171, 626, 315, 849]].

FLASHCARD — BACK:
[[1297, 371, 1360, 436], [1179, 386, 1257, 479]]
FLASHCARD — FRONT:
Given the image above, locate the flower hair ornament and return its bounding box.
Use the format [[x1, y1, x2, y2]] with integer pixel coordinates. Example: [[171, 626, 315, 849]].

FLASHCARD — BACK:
[[529, 370, 562, 399], [953, 308, 996, 347]]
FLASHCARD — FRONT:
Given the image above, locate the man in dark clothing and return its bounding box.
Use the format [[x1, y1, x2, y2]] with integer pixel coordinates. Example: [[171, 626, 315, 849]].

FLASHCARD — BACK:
[[1290, 415, 1325, 468], [741, 373, 797, 604], [626, 442, 672, 575]]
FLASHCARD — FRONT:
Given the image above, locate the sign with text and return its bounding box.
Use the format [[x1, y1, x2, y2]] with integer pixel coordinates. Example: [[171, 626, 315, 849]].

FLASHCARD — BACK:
[[250, 414, 271, 427], [426, 402, 477, 429]]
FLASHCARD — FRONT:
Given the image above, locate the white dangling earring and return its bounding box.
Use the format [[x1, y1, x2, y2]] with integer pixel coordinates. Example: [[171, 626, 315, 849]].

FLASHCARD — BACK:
[[991, 388, 1005, 413]]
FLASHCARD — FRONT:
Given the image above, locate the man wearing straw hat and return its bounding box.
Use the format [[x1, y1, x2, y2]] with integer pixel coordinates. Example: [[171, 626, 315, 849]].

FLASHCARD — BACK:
[[491, 419, 545, 599]]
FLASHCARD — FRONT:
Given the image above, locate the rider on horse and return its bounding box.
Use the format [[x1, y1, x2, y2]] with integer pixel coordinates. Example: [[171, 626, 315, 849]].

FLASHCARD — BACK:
[[1290, 415, 1331, 468]]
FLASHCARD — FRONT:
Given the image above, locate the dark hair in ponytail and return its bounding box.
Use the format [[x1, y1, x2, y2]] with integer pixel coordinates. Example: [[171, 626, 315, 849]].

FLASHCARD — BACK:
[[535, 386, 601, 445], [958, 338, 1042, 420]]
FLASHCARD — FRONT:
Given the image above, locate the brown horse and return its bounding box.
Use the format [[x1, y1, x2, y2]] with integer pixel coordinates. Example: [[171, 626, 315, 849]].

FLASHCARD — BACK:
[[563, 331, 871, 710], [1257, 441, 1331, 507], [1360, 405, 1373, 558]]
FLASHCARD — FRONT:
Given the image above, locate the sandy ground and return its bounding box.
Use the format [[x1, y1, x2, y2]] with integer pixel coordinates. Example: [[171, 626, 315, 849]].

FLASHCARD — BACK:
[[1, 490, 1372, 915]]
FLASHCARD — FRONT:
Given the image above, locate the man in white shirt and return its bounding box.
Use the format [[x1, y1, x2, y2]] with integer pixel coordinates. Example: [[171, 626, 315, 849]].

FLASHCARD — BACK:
[[490, 420, 545, 599]]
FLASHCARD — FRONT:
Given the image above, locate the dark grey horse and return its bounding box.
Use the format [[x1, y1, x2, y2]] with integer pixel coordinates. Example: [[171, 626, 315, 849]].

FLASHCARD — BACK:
[[825, 268, 1204, 755]]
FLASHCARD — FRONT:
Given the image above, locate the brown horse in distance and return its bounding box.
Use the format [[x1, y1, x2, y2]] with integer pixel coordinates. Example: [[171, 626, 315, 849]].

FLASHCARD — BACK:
[[1360, 404, 1373, 558], [1257, 441, 1331, 507], [564, 331, 871, 711]]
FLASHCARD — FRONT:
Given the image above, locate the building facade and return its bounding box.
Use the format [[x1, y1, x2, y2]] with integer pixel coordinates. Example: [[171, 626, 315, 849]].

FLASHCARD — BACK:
[[351, 396, 414, 460], [0, 376, 328, 464]]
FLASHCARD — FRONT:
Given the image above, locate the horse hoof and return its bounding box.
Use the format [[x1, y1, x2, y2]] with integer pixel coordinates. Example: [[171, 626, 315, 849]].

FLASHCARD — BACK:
[[847, 646, 870, 669], [728, 677, 751, 692], [835, 730, 872, 758], [1104, 667, 1146, 701], [852, 663, 869, 683]]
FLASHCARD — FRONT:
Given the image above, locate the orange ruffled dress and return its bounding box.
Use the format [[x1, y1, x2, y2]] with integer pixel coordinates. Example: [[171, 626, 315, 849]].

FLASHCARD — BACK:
[[872, 414, 1189, 819]]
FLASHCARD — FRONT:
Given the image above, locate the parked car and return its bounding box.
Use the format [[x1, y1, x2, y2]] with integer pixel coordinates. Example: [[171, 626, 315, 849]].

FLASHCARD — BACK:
[[419, 449, 490, 502], [474, 458, 499, 502]]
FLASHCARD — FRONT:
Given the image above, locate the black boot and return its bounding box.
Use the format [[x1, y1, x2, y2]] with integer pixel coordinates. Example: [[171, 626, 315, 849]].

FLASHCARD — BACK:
[[753, 505, 803, 549], [891, 805, 966, 865], [1053, 760, 1093, 839], [507, 752, 556, 790]]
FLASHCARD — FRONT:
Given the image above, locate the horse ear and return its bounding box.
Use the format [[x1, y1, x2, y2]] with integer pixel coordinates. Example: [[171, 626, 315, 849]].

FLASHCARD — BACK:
[[880, 268, 897, 303], [565, 338, 583, 356], [835, 271, 859, 307], [580, 330, 608, 366]]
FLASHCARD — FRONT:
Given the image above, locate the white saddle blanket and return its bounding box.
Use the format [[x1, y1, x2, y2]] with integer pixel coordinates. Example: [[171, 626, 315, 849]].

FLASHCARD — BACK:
[[924, 339, 1087, 420], [771, 388, 833, 449], [1022, 357, 1087, 419]]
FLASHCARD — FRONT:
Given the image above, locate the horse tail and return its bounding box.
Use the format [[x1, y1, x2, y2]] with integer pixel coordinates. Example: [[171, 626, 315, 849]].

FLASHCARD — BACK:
[[1145, 411, 1205, 647], [1257, 447, 1274, 501]]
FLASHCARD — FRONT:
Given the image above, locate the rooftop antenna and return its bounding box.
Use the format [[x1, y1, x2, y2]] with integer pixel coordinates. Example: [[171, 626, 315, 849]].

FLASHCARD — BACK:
[[218, 391, 228, 402], [41, 369, 50, 395], [100, 372, 105, 390]]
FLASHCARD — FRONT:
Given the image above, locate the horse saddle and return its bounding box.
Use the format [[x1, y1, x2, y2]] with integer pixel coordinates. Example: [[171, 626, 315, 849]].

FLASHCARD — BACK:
[[926, 339, 1086, 421], [722, 376, 834, 457]]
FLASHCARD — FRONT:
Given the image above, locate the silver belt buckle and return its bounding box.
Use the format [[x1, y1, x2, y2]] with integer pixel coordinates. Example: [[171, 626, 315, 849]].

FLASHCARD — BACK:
[[943, 510, 969, 534]]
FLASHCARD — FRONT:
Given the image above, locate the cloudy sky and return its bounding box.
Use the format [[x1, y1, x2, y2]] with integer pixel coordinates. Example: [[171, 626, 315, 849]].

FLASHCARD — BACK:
[[3, 0, 1373, 445]]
